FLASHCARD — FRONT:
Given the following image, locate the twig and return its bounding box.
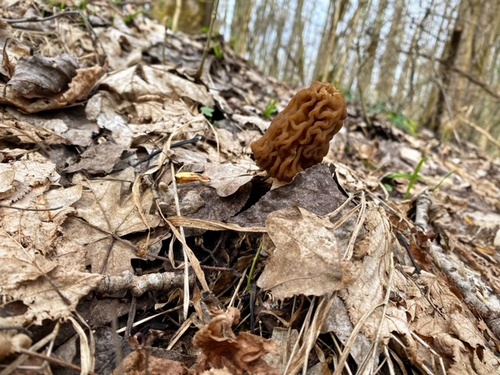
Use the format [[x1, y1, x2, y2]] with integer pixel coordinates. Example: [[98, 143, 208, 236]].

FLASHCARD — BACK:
[[194, 0, 220, 80], [0, 205, 63, 211], [0, 11, 81, 24], [458, 115, 500, 150], [400, 49, 499, 100]]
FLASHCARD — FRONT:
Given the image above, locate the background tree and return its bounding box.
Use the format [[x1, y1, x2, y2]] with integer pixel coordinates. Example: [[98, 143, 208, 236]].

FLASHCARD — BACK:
[[152, 0, 500, 155]]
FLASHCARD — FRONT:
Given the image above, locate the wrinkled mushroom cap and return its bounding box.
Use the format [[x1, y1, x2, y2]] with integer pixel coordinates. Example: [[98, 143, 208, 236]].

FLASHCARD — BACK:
[[251, 81, 347, 182]]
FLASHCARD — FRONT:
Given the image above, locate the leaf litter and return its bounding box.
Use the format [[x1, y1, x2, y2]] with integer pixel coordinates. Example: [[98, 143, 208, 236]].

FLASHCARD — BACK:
[[0, 2, 499, 374]]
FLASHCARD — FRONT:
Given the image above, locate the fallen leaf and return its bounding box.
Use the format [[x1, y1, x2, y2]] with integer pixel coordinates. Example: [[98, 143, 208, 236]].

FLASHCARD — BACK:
[[193, 307, 278, 375], [230, 164, 351, 227], [257, 207, 359, 299], [203, 162, 255, 197], [65, 141, 127, 174], [8, 54, 78, 99]]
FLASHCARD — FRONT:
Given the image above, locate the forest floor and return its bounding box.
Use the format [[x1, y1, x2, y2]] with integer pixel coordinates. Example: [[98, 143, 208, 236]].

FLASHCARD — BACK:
[[0, 2, 499, 375]]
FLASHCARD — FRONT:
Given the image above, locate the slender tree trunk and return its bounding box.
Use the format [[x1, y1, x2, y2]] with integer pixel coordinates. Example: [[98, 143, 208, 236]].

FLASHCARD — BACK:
[[283, 0, 305, 83], [269, 2, 286, 78], [230, 0, 255, 56], [335, 0, 366, 89], [424, 0, 482, 133], [320, 0, 347, 83], [312, 0, 334, 81], [357, 0, 388, 98], [375, 0, 403, 103]]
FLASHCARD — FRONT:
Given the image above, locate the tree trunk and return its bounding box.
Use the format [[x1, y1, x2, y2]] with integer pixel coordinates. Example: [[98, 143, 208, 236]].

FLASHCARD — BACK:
[[283, 0, 305, 83], [335, 0, 366, 90], [312, 0, 334, 81], [357, 0, 388, 99], [269, 2, 286, 79], [230, 0, 255, 56], [320, 0, 348, 83], [375, 0, 403, 103]]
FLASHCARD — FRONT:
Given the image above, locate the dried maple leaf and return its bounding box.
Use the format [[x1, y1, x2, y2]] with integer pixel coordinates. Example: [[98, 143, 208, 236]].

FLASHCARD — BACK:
[[193, 307, 278, 375]]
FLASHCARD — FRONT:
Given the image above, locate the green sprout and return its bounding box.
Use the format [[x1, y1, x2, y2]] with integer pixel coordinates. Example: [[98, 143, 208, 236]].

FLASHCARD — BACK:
[[383, 157, 428, 199], [212, 43, 224, 60], [370, 103, 418, 135], [431, 170, 455, 192], [78, 0, 88, 10], [246, 242, 263, 293], [263, 99, 277, 119], [200, 106, 214, 120], [123, 9, 144, 24]]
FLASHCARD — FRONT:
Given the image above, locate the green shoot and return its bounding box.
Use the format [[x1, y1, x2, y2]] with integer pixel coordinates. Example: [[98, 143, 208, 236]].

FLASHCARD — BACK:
[[383, 156, 428, 199], [213, 43, 224, 60], [431, 170, 455, 192], [123, 9, 144, 24], [201, 106, 214, 120], [246, 242, 263, 293], [263, 100, 277, 119], [78, 0, 88, 10], [370, 103, 418, 135]]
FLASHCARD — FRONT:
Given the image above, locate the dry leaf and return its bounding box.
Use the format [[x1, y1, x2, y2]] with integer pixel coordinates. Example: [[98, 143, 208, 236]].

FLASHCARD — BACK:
[[230, 164, 351, 227], [114, 336, 188, 375], [339, 206, 395, 338], [203, 162, 255, 197], [68, 168, 160, 275], [8, 54, 78, 99], [257, 207, 359, 299], [98, 64, 214, 108], [193, 307, 278, 375], [0, 228, 102, 325], [86, 91, 132, 147], [65, 142, 127, 174]]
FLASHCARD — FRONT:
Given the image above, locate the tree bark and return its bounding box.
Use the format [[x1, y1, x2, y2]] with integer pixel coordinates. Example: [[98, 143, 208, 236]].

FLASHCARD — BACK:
[[320, 0, 347, 83], [230, 0, 256, 56], [375, 0, 404, 103]]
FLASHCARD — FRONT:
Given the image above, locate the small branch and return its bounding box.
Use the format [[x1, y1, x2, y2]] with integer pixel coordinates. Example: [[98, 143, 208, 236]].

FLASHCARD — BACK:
[[0, 11, 81, 25], [458, 115, 500, 150], [400, 49, 499, 100], [194, 0, 220, 81]]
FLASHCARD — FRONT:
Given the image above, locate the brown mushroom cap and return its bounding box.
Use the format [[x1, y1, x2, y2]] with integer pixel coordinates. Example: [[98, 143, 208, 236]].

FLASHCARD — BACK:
[[251, 81, 347, 182]]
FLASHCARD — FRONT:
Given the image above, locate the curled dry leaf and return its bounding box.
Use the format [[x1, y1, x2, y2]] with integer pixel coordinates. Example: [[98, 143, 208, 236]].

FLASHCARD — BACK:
[[114, 336, 188, 375], [338, 206, 398, 338], [0, 54, 105, 113], [203, 162, 255, 197], [257, 206, 359, 299], [193, 307, 278, 375], [8, 54, 78, 99], [0, 332, 32, 361]]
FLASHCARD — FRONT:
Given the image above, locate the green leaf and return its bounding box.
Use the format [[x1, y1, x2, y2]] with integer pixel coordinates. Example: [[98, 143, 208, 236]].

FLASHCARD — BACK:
[[263, 100, 277, 119], [213, 43, 224, 60], [201, 106, 214, 119]]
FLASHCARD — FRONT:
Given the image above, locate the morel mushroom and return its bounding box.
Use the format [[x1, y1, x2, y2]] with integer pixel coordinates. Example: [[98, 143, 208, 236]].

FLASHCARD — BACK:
[[251, 81, 347, 182]]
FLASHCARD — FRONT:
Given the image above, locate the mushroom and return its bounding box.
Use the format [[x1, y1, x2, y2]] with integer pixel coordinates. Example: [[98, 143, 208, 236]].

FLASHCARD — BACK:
[[251, 81, 347, 183]]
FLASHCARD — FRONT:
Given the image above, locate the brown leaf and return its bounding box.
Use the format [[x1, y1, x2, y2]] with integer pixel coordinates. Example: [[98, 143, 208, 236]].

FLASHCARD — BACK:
[[65, 142, 127, 174], [339, 206, 395, 339], [257, 207, 359, 299], [8, 54, 78, 99], [230, 164, 351, 227], [115, 336, 188, 375], [203, 162, 255, 197], [193, 307, 278, 375]]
